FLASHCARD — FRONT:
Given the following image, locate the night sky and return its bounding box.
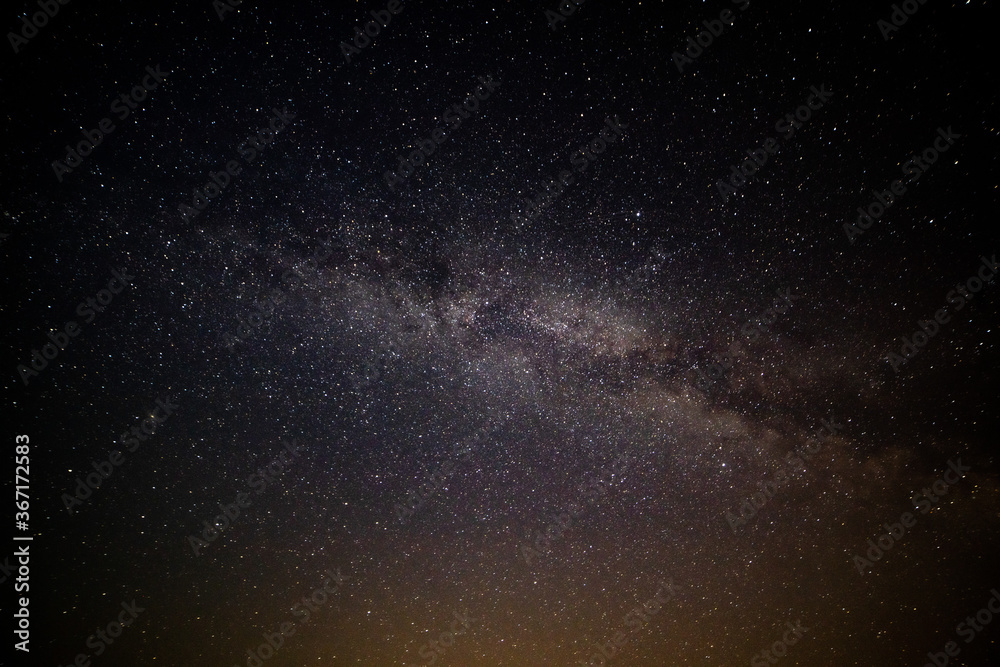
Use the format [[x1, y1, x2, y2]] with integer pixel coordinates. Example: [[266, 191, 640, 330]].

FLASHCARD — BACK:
[[3, 1, 1000, 666]]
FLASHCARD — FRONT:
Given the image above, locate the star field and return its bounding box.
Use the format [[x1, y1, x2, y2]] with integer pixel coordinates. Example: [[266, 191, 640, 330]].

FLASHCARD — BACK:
[[3, 1, 1000, 666]]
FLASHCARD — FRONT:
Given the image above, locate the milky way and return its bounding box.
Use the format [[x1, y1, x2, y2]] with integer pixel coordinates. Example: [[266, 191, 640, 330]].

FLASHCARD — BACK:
[[3, 1, 999, 666]]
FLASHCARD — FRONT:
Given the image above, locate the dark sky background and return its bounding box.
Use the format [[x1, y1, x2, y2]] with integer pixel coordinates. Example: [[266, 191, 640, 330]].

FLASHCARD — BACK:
[[3, 1, 1000, 665]]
